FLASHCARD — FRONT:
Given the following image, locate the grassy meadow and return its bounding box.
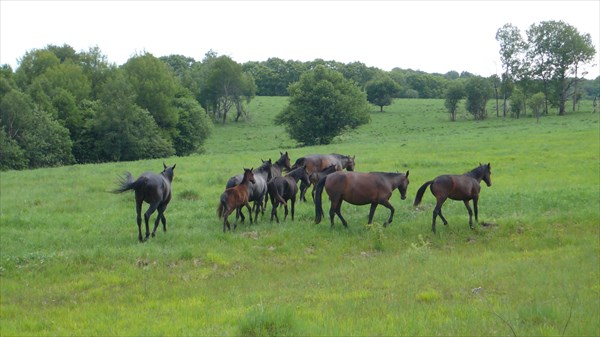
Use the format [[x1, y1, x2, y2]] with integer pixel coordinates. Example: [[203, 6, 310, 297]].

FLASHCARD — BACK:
[[1, 97, 599, 336]]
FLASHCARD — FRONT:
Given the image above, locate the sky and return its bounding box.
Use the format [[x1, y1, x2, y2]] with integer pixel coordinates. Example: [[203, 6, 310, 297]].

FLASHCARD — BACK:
[[1, 1, 599, 79]]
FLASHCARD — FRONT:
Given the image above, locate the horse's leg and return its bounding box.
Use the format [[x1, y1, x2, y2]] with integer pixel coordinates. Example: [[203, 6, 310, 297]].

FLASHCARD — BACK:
[[144, 202, 159, 241], [380, 200, 395, 227], [432, 197, 448, 234], [473, 195, 479, 224], [368, 203, 378, 224], [464, 200, 474, 229], [291, 196, 296, 221], [283, 200, 289, 221], [334, 202, 348, 228], [246, 202, 253, 225], [135, 200, 143, 242], [299, 180, 309, 202]]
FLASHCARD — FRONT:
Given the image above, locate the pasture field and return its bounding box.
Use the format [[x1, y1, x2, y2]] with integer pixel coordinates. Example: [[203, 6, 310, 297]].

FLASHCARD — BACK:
[[1, 97, 599, 336]]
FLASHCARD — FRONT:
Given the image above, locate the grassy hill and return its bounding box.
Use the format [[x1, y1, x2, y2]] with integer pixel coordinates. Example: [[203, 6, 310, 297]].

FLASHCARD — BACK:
[[1, 97, 598, 336]]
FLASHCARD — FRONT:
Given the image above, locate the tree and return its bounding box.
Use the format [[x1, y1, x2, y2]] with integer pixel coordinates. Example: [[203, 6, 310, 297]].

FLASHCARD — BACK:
[[464, 77, 492, 120], [496, 23, 527, 118], [526, 20, 596, 115], [199, 55, 256, 123], [173, 96, 212, 155], [444, 81, 465, 121], [365, 73, 400, 112], [529, 92, 546, 122], [275, 65, 370, 146]]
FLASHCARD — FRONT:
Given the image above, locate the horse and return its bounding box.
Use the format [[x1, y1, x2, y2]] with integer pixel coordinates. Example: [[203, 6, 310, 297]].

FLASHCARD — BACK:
[[308, 164, 337, 201], [217, 168, 256, 232], [226, 159, 272, 223], [113, 163, 176, 242], [271, 151, 292, 178], [293, 153, 356, 201], [413, 163, 492, 233], [314, 171, 409, 228], [267, 165, 310, 223]]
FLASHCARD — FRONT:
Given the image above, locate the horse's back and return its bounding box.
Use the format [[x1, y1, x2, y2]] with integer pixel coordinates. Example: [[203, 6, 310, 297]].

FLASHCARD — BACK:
[[325, 172, 381, 205], [432, 174, 479, 200]]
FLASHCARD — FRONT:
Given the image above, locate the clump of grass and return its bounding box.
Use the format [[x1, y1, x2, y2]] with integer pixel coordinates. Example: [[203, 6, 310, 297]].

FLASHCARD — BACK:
[[178, 189, 199, 201], [416, 289, 441, 303], [238, 305, 297, 337]]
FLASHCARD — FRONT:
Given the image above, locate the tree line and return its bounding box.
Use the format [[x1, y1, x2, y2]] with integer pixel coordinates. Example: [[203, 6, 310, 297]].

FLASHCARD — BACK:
[[1, 20, 597, 170]]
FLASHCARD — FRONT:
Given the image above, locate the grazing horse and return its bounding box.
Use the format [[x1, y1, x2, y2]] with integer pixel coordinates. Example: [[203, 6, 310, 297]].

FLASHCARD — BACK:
[[113, 163, 176, 242], [314, 171, 409, 228], [226, 159, 272, 222], [267, 165, 310, 223], [413, 163, 492, 233], [217, 168, 256, 232], [293, 153, 356, 201]]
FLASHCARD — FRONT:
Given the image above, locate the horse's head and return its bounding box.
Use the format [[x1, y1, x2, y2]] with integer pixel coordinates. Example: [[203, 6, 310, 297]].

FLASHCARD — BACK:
[[162, 163, 176, 182], [260, 159, 273, 180], [344, 155, 356, 171], [482, 163, 492, 187], [243, 168, 256, 184], [299, 165, 310, 185], [398, 170, 409, 200], [278, 151, 292, 171]]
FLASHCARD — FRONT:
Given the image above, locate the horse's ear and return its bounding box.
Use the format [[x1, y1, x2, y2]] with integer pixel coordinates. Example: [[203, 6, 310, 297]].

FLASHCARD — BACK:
[[163, 162, 167, 169], [172, 164, 176, 170], [406, 170, 409, 177]]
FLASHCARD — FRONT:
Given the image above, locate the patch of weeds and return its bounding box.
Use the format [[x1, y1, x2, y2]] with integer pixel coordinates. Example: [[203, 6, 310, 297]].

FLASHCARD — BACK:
[[238, 303, 298, 337], [406, 235, 431, 262], [416, 289, 441, 303], [364, 222, 386, 251]]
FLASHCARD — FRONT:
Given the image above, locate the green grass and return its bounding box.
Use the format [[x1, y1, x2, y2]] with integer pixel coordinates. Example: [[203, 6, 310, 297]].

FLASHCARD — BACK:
[[1, 97, 599, 336]]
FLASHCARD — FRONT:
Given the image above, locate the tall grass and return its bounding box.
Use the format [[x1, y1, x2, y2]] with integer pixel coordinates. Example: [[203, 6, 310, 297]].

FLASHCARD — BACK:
[[1, 97, 598, 336]]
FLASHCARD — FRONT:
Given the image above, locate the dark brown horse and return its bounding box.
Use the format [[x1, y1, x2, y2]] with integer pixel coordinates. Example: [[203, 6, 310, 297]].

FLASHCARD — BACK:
[[217, 168, 256, 232], [113, 163, 175, 242], [293, 153, 356, 201], [226, 159, 272, 223], [413, 163, 492, 233], [267, 165, 310, 223], [272, 151, 292, 178], [314, 171, 409, 228]]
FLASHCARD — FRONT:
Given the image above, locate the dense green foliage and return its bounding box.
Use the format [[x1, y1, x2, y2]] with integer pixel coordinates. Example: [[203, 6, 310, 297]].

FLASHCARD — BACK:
[[275, 66, 371, 145], [365, 73, 401, 112], [1, 97, 598, 335]]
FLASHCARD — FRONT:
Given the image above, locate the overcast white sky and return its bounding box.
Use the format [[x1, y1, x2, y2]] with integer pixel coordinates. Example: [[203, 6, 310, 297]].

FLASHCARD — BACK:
[[1, 1, 599, 78]]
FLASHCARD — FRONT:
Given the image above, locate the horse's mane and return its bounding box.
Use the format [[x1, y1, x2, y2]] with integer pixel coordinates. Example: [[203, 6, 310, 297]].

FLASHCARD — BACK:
[[466, 164, 488, 179], [370, 172, 405, 178]]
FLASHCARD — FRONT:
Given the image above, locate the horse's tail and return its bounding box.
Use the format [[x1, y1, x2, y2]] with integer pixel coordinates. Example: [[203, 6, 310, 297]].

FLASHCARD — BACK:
[[217, 193, 227, 219], [413, 180, 433, 207], [314, 175, 327, 224], [112, 172, 135, 193]]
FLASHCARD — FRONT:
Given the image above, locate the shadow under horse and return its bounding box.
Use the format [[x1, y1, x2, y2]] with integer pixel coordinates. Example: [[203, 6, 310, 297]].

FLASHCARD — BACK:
[[413, 163, 492, 233], [314, 171, 409, 228], [113, 163, 176, 242]]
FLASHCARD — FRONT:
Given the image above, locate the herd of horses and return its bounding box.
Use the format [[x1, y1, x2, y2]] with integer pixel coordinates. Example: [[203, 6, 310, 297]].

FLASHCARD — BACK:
[[114, 152, 492, 242]]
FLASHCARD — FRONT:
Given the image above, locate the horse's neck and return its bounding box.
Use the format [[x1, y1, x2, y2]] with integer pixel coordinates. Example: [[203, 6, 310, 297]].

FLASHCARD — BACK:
[[287, 169, 304, 182], [466, 168, 484, 182]]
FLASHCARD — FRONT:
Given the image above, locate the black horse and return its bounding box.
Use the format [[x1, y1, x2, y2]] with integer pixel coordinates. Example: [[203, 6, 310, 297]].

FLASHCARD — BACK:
[[226, 159, 272, 223], [267, 165, 309, 223], [271, 151, 292, 178], [113, 163, 176, 242], [413, 163, 492, 233]]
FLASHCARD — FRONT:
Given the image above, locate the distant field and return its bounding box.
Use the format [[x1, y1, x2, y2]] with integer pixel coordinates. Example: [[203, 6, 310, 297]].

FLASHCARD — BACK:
[[1, 97, 598, 336]]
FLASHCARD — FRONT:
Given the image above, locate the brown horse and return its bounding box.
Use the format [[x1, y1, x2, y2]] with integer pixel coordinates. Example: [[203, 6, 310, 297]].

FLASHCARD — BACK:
[[217, 168, 256, 232], [293, 153, 356, 201], [272, 151, 292, 178], [413, 163, 492, 233], [267, 165, 310, 223], [113, 163, 175, 242], [314, 171, 409, 228]]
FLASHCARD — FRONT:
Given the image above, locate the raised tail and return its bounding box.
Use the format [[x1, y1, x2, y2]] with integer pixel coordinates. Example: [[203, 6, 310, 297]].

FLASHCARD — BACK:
[[314, 176, 327, 224], [413, 180, 433, 207], [112, 172, 135, 193]]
